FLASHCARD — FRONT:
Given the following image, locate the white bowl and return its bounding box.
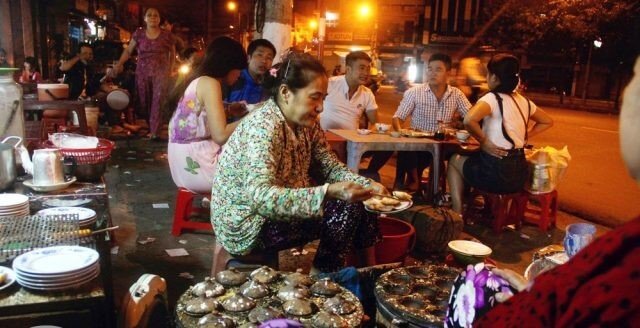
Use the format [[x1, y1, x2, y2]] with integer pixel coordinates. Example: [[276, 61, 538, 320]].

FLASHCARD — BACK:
[[448, 240, 492, 256], [456, 130, 470, 141], [374, 123, 391, 133], [357, 129, 371, 135]]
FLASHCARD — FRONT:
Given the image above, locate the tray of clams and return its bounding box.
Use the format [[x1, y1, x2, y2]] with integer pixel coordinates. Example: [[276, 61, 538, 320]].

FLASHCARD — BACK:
[[176, 266, 363, 327], [374, 264, 459, 326]]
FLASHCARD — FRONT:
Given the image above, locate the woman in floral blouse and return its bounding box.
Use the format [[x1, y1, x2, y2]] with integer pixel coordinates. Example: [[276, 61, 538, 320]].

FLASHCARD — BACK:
[[166, 37, 248, 193], [210, 53, 387, 273]]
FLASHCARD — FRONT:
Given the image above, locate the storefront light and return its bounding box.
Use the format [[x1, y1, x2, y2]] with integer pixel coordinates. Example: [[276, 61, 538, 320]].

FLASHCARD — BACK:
[[408, 64, 417, 82], [326, 11, 338, 21]]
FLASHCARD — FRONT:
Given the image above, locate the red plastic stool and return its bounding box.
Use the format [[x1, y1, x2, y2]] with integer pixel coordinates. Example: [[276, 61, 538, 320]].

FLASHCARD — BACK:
[[171, 188, 213, 236], [464, 189, 522, 233], [516, 190, 558, 231]]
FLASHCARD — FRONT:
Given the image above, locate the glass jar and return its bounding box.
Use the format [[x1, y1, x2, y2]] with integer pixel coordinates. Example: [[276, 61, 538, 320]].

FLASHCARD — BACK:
[[435, 120, 446, 141], [0, 68, 24, 140]]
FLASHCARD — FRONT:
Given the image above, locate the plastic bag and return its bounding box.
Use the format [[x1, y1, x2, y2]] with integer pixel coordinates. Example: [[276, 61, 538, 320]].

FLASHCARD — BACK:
[[48, 133, 99, 149], [525, 146, 571, 194]]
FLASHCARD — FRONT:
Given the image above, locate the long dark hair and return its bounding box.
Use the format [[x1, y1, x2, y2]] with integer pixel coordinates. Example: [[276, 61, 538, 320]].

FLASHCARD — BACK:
[[165, 37, 247, 115], [263, 51, 327, 101], [487, 53, 520, 93], [24, 57, 40, 73]]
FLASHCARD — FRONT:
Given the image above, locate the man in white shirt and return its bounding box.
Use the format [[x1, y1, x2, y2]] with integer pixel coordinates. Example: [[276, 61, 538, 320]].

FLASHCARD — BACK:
[[320, 51, 378, 130], [392, 53, 472, 191], [321, 51, 389, 179]]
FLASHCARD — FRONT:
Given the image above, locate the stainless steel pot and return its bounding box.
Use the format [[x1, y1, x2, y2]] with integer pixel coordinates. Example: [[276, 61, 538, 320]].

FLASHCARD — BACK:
[[0, 136, 22, 191], [70, 161, 107, 182]]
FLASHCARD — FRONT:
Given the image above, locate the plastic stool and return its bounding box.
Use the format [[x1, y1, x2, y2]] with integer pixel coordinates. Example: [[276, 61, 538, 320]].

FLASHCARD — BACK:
[[464, 189, 522, 233], [516, 190, 558, 231], [210, 242, 278, 276], [171, 188, 212, 236]]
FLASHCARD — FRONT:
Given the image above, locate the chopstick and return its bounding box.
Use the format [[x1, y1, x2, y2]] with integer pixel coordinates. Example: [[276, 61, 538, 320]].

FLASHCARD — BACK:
[[91, 225, 119, 235]]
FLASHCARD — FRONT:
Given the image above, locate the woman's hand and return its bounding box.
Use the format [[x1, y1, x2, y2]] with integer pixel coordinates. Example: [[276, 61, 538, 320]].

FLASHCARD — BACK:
[[481, 139, 508, 158], [227, 101, 249, 119], [491, 268, 529, 302], [327, 182, 373, 202], [369, 181, 389, 196]]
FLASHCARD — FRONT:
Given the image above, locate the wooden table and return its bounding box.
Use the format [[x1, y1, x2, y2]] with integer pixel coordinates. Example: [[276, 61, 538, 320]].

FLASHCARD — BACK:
[[329, 129, 450, 199], [23, 100, 89, 140], [0, 178, 115, 327]]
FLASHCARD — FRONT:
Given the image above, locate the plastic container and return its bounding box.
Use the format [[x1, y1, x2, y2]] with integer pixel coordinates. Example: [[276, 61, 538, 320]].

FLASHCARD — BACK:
[[525, 163, 568, 194], [0, 68, 24, 140], [37, 83, 69, 101], [374, 216, 416, 265]]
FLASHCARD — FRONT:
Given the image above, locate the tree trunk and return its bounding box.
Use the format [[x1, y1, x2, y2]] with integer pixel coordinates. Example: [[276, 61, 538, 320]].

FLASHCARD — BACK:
[[262, 0, 292, 63]]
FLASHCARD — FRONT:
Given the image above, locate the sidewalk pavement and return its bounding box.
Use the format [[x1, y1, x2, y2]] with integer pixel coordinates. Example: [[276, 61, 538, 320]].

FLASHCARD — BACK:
[[524, 91, 619, 114]]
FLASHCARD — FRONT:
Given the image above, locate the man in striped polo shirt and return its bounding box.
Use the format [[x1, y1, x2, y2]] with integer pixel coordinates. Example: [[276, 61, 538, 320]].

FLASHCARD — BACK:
[[392, 53, 472, 191]]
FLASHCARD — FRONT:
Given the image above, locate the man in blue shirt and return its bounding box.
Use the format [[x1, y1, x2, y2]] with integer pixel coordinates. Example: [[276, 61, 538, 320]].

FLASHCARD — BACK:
[[225, 39, 276, 106]]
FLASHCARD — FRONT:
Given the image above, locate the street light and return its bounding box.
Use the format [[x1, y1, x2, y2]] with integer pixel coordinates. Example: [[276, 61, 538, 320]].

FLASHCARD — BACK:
[[226, 1, 237, 12], [582, 37, 603, 102], [226, 1, 241, 43], [358, 4, 371, 18]]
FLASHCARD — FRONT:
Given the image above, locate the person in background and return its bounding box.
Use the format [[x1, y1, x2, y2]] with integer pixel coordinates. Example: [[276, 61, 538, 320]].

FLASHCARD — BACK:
[[19, 57, 42, 83], [392, 53, 471, 191], [0, 48, 9, 67], [451, 56, 640, 328], [60, 43, 98, 100], [114, 7, 177, 140], [447, 53, 553, 214], [225, 39, 276, 112], [332, 64, 342, 76], [210, 53, 388, 274], [166, 37, 248, 194]]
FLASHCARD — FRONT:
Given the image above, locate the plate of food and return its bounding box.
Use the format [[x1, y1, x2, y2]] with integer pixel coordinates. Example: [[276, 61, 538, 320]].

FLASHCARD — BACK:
[[0, 266, 16, 291], [399, 129, 434, 138], [363, 191, 413, 213]]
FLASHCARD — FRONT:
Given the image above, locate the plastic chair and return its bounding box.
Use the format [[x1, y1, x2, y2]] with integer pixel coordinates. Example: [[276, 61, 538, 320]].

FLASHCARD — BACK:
[[464, 188, 522, 233], [171, 188, 212, 236], [515, 190, 558, 231]]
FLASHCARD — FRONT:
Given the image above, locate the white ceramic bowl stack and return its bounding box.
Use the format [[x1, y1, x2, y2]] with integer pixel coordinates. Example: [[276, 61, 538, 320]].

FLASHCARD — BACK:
[[0, 193, 30, 218], [36, 206, 97, 227], [12, 246, 100, 291]]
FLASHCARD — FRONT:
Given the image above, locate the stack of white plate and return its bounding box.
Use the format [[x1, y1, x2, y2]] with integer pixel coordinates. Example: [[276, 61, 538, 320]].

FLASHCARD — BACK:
[[12, 246, 100, 291], [36, 207, 97, 227], [0, 193, 30, 218]]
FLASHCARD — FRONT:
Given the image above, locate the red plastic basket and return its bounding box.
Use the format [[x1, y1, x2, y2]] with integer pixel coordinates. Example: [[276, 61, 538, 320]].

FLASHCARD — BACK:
[[40, 138, 115, 165]]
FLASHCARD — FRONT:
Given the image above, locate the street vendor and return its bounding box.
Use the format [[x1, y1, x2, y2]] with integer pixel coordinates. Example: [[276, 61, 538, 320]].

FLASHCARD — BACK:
[[210, 53, 388, 274], [447, 53, 553, 213]]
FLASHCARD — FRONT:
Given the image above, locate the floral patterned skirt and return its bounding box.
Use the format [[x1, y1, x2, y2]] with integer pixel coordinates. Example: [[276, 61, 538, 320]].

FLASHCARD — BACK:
[[257, 200, 381, 272]]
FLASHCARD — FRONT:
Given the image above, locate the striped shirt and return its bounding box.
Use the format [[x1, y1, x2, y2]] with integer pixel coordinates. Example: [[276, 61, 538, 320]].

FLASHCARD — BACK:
[[393, 84, 471, 132]]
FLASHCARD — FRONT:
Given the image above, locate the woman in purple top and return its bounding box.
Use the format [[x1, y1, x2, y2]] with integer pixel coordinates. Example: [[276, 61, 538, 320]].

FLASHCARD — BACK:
[[115, 7, 177, 139], [165, 37, 248, 193]]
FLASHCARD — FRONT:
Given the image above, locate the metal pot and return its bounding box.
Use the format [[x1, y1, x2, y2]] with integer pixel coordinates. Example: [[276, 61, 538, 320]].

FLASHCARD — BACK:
[[0, 136, 22, 191], [69, 161, 107, 182]]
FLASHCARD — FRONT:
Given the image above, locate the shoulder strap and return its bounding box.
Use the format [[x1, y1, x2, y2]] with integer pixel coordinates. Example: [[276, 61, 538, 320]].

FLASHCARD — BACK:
[[507, 94, 530, 145], [492, 91, 516, 148]]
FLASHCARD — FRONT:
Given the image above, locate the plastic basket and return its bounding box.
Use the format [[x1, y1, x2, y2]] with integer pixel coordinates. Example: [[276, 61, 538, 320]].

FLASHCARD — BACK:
[[40, 138, 115, 165]]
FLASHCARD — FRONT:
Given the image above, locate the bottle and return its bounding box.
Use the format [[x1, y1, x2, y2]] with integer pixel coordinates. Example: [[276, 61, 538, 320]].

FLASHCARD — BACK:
[[0, 68, 25, 140], [435, 120, 446, 141]]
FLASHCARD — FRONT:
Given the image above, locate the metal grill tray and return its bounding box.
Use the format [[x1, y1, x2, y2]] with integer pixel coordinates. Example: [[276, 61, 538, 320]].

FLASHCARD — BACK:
[[0, 214, 92, 263]]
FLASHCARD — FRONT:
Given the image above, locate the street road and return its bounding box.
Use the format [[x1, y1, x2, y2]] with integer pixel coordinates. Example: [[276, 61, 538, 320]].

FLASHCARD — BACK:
[[373, 85, 640, 227]]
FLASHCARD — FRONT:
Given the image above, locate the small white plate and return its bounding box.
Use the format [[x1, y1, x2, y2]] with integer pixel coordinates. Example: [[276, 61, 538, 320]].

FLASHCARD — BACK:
[[37, 207, 96, 222], [0, 193, 29, 208], [43, 198, 92, 207], [23, 177, 77, 192], [0, 266, 16, 291], [13, 246, 99, 275], [365, 200, 413, 214], [357, 129, 372, 135], [448, 240, 492, 257]]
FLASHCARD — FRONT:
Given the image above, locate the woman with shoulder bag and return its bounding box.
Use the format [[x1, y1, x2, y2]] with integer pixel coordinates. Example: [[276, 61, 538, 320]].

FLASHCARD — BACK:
[[447, 53, 553, 213]]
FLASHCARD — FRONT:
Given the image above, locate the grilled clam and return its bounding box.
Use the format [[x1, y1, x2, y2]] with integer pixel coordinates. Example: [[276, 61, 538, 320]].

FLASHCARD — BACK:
[[221, 293, 256, 312], [277, 284, 310, 301], [240, 280, 270, 299], [284, 272, 314, 286], [283, 298, 318, 317], [197, 311, 237, 327], [312, 311, 348, 328], [216, 268, 248, 287], [247, 306, 285, 323], [310, 278, 341, 297], [250, 266, 280, 284], [323, 295, 357, 315], [183, 297, 221, 316], [192, 277, 226, 298]]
